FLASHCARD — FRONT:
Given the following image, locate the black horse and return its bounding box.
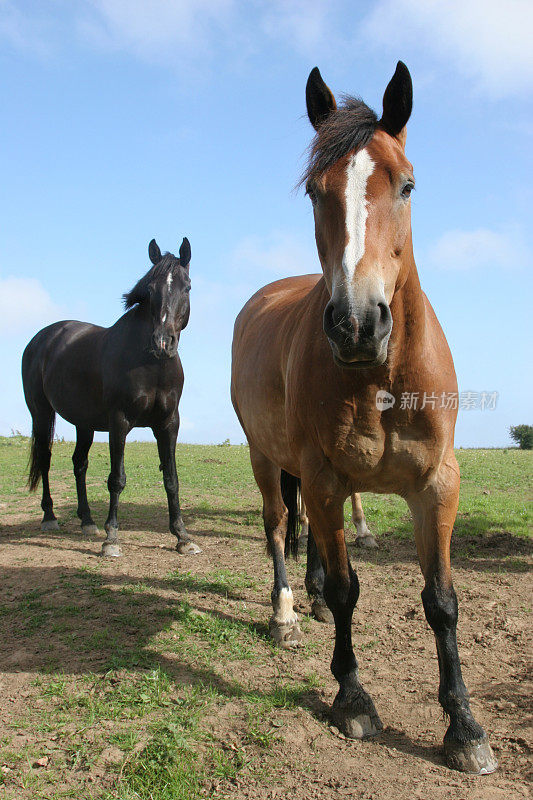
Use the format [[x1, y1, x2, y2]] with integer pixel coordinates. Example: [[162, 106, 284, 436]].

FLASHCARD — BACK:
[[22, 237, 200, 557]]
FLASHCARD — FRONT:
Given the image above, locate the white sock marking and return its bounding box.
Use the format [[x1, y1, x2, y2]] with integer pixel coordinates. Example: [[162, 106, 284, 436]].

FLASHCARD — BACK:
[[273, 587, 297, 624], [354, 516, 371, 538]]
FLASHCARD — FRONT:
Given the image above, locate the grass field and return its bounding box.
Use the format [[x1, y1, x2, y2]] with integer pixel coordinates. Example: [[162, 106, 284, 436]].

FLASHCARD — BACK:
[[2, 436, 531, 542], [0, 436, 531, 799]]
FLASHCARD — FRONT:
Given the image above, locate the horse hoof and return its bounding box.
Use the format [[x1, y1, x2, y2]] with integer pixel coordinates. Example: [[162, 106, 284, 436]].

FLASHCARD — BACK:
[[311, 599, 334, 624], [336, 712, 382, 739], [81, 524, 99, 536], [331, 686, 383, 739], [100, 542, 121, 558], [269, 618, 303, 649], [41, 519, 59, 531], [444, 736, 498, 774], [355, 534, 379, 549], [176, 540, 202, 555]]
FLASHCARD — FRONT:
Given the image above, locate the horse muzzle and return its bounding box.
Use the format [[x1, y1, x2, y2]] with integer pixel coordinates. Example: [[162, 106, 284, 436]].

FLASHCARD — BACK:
[[323, 296, 392, 368], [151, 332, 178, 359]]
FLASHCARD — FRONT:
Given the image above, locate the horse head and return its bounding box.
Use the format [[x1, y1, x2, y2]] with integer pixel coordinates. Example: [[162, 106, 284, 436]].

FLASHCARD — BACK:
[[123, 237, 192, 358], [304, 62, 414, 368]]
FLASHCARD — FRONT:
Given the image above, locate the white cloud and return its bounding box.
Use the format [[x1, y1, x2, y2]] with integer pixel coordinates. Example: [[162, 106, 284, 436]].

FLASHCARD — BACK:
[[231, 230, 317, 279], [0, 276, 61, 333], [0, 1, 53, 56], [2, 0, 532, 96], [79, 0, 234, 63], [361, 0, 533, 97], [1, 0, 335, 70], [83, 0, 337, 64], [427, 226, 529, 271], [260, 0, 332, 58]]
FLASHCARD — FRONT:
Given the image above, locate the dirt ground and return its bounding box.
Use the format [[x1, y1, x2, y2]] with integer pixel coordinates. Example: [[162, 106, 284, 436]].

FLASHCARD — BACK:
[[0, 491, 531, 799]]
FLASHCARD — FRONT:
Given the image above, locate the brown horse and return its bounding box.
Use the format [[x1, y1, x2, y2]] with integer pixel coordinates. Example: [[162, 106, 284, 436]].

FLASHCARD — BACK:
[[231, 63, 496, 773]]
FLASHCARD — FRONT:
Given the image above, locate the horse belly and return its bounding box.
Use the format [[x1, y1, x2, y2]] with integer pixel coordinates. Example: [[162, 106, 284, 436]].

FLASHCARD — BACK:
[[232, 338, 296, 471], [42, 329, 106, 429], [45, 380, 107, 430], [233, 373, 295, 468], [232, 275, 324, 476]]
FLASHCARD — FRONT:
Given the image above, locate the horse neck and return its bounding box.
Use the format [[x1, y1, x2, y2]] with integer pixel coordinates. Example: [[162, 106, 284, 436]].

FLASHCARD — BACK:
[[387, 251, 427, 375], [114, 303, 152, 340]]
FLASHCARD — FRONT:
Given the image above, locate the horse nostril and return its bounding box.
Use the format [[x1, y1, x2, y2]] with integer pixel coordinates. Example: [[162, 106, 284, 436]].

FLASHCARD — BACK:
[[324, 301, 358, 343], [377, 302, 392, 335], [323, 302, 335, 334]]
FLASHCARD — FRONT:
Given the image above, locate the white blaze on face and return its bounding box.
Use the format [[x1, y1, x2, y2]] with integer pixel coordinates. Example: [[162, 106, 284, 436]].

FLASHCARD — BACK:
[[342, 147, 375, 281], [163, 272, 173, 325]]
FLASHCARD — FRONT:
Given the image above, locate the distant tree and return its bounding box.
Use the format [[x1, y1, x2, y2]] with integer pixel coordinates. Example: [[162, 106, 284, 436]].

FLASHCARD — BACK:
[[509, 424, 533, 450]]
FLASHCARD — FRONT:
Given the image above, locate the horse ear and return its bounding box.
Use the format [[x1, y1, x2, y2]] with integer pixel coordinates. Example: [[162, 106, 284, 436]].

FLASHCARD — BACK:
[[148, 239, 161, 265], [306, 67, 337, 131], [179, 237, 191, 269], [380, 61, 412, 145]]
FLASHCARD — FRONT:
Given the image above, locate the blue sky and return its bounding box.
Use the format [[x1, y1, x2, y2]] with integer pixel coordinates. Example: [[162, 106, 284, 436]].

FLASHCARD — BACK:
[[1, 0, 532, 447]]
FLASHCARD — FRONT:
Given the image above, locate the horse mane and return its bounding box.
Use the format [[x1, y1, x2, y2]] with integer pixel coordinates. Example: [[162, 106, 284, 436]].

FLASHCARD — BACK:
[[122, 253, 185, 309], [300, 96, 378, 188]]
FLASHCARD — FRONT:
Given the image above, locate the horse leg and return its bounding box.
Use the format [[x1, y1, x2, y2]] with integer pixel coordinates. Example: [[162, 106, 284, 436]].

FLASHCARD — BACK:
[[33, 410, 58, 531], [352, 493, 378, 549], [250, 446, 302, 649], [298, 496, 309, 554], [101, 413, 128, 557], [153, 421, 201, 555], [303, 472, 382, 739], [305, 528, 333, 623], [73, 427, 98, 535], [306, 496, 372, 621], [407, 455, 497, 774]]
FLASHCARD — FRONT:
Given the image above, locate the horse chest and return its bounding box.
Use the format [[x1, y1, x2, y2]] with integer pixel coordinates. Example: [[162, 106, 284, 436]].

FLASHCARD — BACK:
[[317, 401, 386, 474], [316, 402, 435, 492], [104, 362, 180, 425]]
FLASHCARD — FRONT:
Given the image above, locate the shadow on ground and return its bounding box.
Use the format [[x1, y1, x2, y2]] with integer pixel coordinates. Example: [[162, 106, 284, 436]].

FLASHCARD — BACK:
[[0, 561, 453, 772], [2, 501, 531, 575]]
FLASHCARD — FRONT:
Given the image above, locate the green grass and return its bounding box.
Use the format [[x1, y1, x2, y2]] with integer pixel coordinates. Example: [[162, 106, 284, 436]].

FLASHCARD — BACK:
[[167, 568, 256, 599], [114, 723, 202, 800], [1, 436, 531, 540]]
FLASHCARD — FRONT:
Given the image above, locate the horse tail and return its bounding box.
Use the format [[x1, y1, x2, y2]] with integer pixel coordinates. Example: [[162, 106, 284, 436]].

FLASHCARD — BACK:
[[27, 411, 56, 491], [280, 469, 300, 559]]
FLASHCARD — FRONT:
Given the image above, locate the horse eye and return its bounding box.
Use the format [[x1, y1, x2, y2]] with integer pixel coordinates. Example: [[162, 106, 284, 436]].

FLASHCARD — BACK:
[[401, 182, 414, 199], [306, 184, 318, 206]]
